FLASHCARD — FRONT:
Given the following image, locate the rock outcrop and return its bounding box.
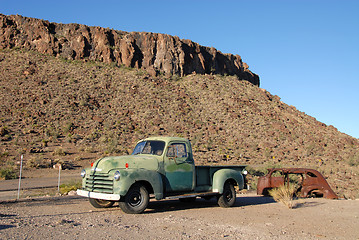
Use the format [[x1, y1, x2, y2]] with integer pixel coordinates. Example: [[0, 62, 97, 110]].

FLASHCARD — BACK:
[[0, 14, 259, 85]]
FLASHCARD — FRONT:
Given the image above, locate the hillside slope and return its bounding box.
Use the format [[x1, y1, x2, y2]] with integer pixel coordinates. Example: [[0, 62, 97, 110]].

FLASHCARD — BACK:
[[0, 49, 358, 198]]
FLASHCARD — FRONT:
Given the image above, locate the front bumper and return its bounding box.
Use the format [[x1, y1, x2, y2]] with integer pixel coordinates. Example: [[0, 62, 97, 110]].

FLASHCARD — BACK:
[[76, 189, 121, 201]]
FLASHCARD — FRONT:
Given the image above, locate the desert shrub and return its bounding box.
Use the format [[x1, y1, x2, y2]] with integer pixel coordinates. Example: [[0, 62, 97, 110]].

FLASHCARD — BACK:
[[63, 122, 75, 134], [170, 74, 182, 81], [53, 147, 66, 156], [347, 153, 359, 167], [85, 130, 100, 142], [73, 156, 83, 161], [0, 151, 9, 160], [269, 184, 296, 209], [246, 166, 266, 176], [41, 139, 49, 147], [105, 138, 120, 154], [245, 166, 264, 190], [0, 126, 9, 137], [45, 127, 61, 138], [26, 156, 51, 168], [263, 147, 272, 160], [59, 180, 82, 195], [79, 145, 97, 153], [248, 178, 258, 191], [0, 167, 18, 180]]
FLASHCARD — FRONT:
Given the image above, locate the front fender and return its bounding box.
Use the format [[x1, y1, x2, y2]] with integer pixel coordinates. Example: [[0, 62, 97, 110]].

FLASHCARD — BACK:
[[116, 169, 164, 200], [212, 169, 244, 194]]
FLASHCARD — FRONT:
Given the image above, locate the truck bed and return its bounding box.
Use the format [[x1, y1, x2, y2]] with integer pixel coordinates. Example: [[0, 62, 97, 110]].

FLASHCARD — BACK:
[[196, 165, 246, 189]]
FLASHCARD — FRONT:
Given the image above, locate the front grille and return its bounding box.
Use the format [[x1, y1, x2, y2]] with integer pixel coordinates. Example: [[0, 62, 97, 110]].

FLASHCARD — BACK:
[[84, 173, 113, 193]]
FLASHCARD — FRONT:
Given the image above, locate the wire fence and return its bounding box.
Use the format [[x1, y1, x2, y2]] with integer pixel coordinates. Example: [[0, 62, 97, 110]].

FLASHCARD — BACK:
[[0, 155, 80, 201]]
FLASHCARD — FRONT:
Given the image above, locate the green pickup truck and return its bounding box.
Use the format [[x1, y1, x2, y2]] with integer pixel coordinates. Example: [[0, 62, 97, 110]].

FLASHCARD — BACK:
[[77, 136, 247, 214]]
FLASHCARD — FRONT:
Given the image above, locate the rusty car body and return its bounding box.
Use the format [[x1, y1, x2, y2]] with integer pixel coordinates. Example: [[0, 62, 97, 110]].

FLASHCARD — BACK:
[[257, 168, 338, 199]]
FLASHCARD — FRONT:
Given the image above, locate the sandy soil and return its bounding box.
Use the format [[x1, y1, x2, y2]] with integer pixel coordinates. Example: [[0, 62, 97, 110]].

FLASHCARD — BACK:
[[1, 193, 358, 239]]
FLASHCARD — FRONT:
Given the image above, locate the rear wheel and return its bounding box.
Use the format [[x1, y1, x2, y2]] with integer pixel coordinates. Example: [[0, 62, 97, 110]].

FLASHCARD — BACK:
[[89, 198, 115, 208], [119, 184, 149, 214], [217, 182, 236, 208]]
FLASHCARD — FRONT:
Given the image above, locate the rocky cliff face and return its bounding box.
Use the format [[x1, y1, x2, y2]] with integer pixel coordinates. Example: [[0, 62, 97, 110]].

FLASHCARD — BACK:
[[0, 14, 259, 85]]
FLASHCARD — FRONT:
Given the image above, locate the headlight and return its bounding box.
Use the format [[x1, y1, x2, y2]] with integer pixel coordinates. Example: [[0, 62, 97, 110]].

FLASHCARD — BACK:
[[81, 169, 86, 178], [114, 171, 121, 181], [242, 170, 248, 175]]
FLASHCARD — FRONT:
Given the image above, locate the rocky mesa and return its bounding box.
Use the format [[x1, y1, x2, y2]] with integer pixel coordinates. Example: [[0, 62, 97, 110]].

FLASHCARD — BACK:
[[0, 14, 259, 85]]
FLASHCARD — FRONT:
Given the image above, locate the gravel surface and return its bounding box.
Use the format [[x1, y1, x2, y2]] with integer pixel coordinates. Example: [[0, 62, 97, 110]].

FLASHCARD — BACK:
[[0, 193, 358, 239]]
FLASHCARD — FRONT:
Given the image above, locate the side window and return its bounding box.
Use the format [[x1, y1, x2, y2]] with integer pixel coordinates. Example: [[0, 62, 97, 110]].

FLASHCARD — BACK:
[[271, 170, 283, 177], [166, 143, 187, 158], [306, 172, 318, 178]]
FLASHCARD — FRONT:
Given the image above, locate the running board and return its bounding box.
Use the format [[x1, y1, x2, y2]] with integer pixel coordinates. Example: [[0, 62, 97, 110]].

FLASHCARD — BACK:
[[165, 191, 219, 200]]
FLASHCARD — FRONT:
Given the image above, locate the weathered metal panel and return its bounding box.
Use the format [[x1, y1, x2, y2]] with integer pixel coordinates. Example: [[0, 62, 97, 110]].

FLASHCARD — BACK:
[[257, 168, 338, 199], [84, 172, 113, 193], [117, 168, 164, 200], [195, 166, 211, 186], [212, 168, 244, 193], [163, 140, 195, 192], [76, 189, 121, 201]]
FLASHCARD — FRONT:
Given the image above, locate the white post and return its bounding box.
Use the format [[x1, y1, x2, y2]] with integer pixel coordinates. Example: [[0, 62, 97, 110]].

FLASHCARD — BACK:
[[57, 164, 62, 193], [17, 155, 23, 200]]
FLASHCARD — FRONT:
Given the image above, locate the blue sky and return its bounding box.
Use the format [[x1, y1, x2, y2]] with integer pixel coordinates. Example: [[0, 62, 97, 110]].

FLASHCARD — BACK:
[[2, 0, 359, 138]]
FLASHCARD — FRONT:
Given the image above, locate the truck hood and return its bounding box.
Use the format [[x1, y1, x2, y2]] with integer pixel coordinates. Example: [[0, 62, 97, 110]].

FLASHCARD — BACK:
[[92, 155, 159, 173]]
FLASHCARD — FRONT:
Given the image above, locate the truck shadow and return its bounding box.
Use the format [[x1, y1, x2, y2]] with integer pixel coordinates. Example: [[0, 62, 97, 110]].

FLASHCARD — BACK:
[[236, 195, 276, 207], [0, 225, 15, 230], [145, 195, 276, 213]]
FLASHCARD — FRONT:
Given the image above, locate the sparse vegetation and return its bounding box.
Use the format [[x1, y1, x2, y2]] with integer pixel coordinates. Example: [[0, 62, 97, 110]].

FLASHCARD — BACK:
[[53, 147, 66, 156], [0, 166, 18, 180], [347, 152, 359, 167], [59, 180, 82, 195], [26, 156, 52, 169]]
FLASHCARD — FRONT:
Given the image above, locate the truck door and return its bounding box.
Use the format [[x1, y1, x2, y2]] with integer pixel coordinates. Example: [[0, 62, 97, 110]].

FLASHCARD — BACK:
[[164, 142, 195, 192]]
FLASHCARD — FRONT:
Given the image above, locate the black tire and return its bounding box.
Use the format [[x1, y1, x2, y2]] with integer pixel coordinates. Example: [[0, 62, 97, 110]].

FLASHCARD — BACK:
[[217, 182, 236, 208], [119, 184, 149, 214], [89, 198, 115, 208]]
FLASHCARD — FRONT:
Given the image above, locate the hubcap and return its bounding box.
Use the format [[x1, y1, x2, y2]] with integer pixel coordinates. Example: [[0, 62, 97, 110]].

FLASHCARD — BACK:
[[225, 190, 233, 202], [129, 191, 142, 207]]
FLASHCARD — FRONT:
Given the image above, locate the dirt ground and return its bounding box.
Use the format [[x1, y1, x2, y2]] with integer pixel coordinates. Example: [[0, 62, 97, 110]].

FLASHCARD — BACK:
[[1, 193, 358, 239]]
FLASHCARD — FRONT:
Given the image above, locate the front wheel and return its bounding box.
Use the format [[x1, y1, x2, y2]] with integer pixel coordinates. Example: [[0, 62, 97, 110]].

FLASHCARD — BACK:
[[217, 182, 236, 208], [119, 184, 149, 214], [89, 198, 115, 208]]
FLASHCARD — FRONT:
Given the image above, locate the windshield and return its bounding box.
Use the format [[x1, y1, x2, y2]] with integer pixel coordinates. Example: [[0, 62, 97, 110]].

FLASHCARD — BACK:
[[132, 140, 165, 156]]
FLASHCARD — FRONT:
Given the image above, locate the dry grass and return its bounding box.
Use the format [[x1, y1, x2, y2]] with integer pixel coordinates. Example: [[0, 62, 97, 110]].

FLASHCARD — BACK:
[[59, 180, 82, 195], [269, 184, 297, 209], [0, 166, 18, 180], [25, 156, 52, 169]]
